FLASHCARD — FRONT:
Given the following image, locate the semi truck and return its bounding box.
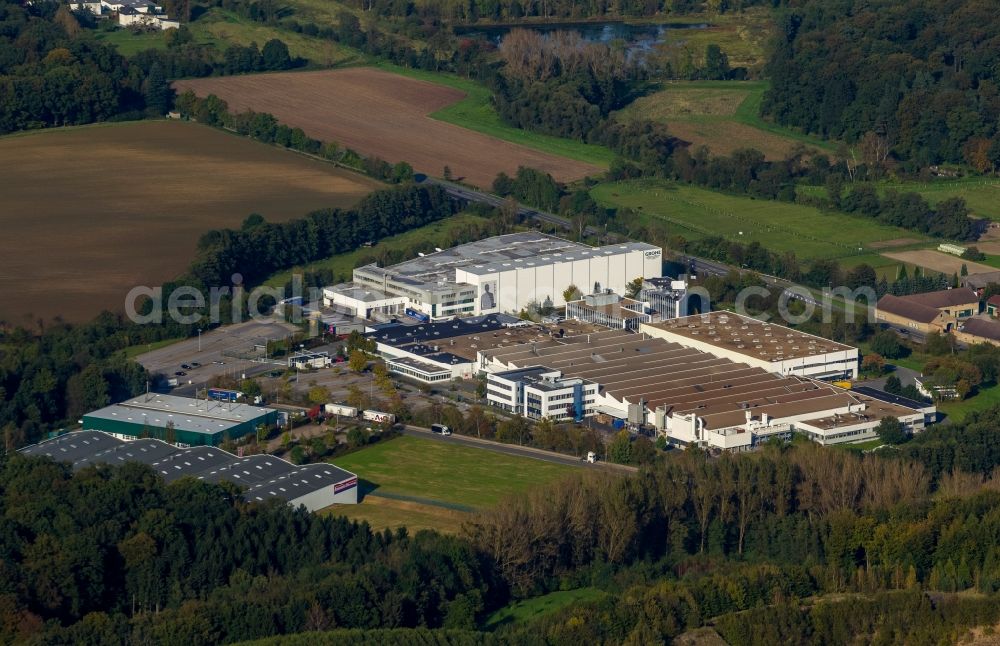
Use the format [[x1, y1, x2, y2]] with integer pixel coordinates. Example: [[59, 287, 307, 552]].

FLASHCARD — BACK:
[[207, 388, 262, 404], [208, 388, 243, 402], [362, 410, 395, 424], [325, 403, 359, 417]]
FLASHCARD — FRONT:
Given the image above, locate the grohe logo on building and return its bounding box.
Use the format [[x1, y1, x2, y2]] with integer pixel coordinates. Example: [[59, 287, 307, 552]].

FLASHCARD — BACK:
[[644, 250, 662, 258]]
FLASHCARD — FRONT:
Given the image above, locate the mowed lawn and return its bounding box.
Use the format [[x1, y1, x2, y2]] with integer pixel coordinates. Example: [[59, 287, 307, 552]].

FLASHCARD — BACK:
[[332, 435, 574, 509], [591, 179, 927, 261]]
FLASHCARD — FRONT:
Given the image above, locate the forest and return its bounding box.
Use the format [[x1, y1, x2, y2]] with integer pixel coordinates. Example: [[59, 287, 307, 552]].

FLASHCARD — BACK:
[[0, 1, 297, 133], [8, 408, 1000, 643], [337, 0, 773, 22], [763, 0, 1000, 169]]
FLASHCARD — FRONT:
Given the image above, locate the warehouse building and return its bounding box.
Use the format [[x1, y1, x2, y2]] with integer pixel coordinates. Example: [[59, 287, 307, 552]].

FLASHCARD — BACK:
[[480, 327, 928, 449], [81, 394, 279, 446], [641, 312, 859, 380], [18, 431, 358, 509], [341, 232, 662, 321]]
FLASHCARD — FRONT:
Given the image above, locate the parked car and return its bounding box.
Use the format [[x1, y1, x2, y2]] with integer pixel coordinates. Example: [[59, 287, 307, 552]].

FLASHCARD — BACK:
[[181, 364, 192, 370], [174, 371, 187, 376], [190, 362, 201, 368]]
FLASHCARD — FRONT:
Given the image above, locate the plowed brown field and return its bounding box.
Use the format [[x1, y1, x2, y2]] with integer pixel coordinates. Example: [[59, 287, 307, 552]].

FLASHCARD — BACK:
[[0, 120, 380, 323], [173, 68, 602, 188]]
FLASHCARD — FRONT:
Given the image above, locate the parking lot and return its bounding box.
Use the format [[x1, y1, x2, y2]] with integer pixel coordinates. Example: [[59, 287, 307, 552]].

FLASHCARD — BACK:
[[136, 319, 300, 388]]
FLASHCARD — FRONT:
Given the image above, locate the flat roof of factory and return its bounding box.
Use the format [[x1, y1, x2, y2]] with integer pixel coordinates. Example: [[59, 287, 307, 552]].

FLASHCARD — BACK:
[[353, 232, 659, 288], [484, 329, 913, 432], [18, 431, 355, 505], [81, 394, 275, 436], [376, 317, 604, 363], [642, 311, 855, 362]]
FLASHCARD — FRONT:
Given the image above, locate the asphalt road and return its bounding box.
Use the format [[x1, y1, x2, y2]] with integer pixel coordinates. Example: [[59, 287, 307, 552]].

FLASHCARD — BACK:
[[402, 425, 636, 473]]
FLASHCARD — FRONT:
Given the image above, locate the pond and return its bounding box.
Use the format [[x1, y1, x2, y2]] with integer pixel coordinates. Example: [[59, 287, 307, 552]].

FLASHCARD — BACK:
[[454, 20, 709, 57]]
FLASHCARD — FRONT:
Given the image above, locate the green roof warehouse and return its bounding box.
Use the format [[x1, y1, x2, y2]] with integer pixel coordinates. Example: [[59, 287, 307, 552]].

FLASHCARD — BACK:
[[81, 394, 279, 446]]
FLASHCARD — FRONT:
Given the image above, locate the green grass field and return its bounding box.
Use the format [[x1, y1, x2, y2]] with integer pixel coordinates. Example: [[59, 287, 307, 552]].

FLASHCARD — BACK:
[[263, 212, 492, 289], [93, 29, 173, 56], [325, 435, 575, 532], [938, 382, 1000, 424], [615, 80, 837, 159], [798, 177, 1000, 221], [189, 9, 359, 66], [484, 588, 607, 629], [374, 63, 615, 167], [332, 435, 574, 509], [591, 179, 928, 262], [878, 177, 1000, 221]]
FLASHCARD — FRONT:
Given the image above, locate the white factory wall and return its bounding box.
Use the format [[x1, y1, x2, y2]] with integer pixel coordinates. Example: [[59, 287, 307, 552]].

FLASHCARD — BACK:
[[376, 342, 473, 379], [322, 289, 406, 318], [457, 252, 663, 316], [289, 479, 358, 510]]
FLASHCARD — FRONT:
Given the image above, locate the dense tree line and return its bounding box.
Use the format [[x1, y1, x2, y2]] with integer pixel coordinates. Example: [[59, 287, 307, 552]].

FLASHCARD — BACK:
[[0, 456, 500, 643], [0, 1, 297, 134], [464, 425, 1000, 641], [764, 0, 1000, 169], [338, 0, 773, 22], [0, 2, 144, 132], [280, 204, 512, 295], [189, 184, 456, 288], [9, 405, 1000, 642]]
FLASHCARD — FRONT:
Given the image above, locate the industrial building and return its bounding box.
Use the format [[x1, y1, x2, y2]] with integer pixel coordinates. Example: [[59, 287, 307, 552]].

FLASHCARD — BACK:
[[18, 431, 358, 509], [322, 283, 408, 319], [480, 325, 929, 449], [639, 277, 693, 320], [641, 312, 859, 380], [487, 367, 599, 421], [566, 293, 652, 330], [81, 394, 279, 446], [369, 313, 603, 383], [335, 232, 662, 321]]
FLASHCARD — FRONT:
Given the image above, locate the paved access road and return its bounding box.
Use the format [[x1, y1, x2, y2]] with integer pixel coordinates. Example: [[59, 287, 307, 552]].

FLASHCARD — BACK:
[[402, 425, 636, 473]]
